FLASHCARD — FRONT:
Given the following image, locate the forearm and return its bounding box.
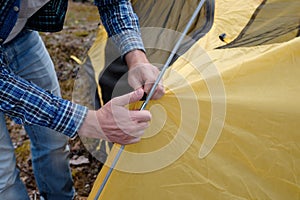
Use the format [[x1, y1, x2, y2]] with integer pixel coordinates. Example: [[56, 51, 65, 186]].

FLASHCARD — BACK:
[[0, 62, 87, 138], [94, 0, 164, 99]]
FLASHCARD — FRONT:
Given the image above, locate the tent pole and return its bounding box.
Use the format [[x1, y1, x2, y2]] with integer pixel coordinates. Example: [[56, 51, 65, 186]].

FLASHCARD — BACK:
[[140, 0, 207, 110], [94, 0, 207, 199]]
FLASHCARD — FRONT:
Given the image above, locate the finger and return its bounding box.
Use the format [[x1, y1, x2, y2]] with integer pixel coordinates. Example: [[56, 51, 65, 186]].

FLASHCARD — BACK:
[[143, 81, 165, 100], [143, 82, 153, 95], [127, 128, 145, 138], [115, 134, 141, 145], [113, 88, 144, 106], [128, 66, 143, 89], [126, 137, 141, 144], [105, 131, 135, 145], [151, 84, 165, 100], [135, 121, 150, 132], [143, 76, 159, 95], [130, 110, 152, 122], [128, 76, 143, 90]]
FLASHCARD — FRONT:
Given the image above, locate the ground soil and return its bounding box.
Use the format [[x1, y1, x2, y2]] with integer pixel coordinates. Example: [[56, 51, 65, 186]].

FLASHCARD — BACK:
[[9, 1, 103, 199]]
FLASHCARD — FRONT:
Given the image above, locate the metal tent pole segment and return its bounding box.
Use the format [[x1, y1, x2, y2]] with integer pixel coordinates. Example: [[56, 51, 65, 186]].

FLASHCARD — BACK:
[[140, 0, 206, 110], [94, 0, 206, 199], [94, 145, 125, 200]]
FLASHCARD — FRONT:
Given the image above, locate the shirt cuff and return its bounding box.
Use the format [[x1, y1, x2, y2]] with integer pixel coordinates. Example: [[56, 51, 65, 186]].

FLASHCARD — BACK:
[[50, 100, 88, 138], [111, 29, 145, 57]]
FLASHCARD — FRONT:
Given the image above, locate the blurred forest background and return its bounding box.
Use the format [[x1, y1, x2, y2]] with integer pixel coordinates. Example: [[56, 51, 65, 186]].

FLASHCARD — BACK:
[[9, 1, 103, 199]]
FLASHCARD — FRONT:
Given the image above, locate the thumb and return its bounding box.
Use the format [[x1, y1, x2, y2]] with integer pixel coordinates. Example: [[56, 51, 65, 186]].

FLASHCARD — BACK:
[[113, 88, 144, 106]]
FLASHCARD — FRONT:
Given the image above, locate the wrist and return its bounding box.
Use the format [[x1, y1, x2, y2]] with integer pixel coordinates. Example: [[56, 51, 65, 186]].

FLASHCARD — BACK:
[[77, 110, 107, 140], [125, 49, 149, 69]]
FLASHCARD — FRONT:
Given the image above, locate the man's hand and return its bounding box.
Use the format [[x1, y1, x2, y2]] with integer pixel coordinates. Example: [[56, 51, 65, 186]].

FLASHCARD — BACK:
[[125, 50, 165, 100], [77, 88, 151, 145]]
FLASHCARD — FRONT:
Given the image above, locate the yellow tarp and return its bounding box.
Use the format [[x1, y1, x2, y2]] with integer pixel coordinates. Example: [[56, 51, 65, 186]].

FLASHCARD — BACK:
[[84, 0, 300, 199]]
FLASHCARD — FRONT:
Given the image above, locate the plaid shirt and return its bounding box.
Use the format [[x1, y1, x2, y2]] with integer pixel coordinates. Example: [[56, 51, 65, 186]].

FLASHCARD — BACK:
[[0, 0, 145, 137], [0, 54, 87, 137]]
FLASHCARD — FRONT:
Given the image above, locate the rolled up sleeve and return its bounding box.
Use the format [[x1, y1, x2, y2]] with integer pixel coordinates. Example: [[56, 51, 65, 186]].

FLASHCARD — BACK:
[[95, 0, 145, 56], [0, 58, 88, 138]]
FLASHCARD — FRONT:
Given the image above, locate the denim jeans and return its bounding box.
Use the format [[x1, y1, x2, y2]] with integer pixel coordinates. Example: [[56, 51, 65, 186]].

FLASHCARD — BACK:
[[0, 30, 75, 200]]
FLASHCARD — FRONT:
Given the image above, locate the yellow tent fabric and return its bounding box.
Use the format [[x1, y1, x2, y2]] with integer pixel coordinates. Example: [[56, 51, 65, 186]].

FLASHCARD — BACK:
[[75, 0, 215, 160], [83, 0, 300, 199]]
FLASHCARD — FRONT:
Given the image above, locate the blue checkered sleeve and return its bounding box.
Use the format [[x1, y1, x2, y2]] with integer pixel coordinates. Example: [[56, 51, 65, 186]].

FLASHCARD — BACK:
[[0, 61, 88, 138], [94, 0, 145, 56]]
